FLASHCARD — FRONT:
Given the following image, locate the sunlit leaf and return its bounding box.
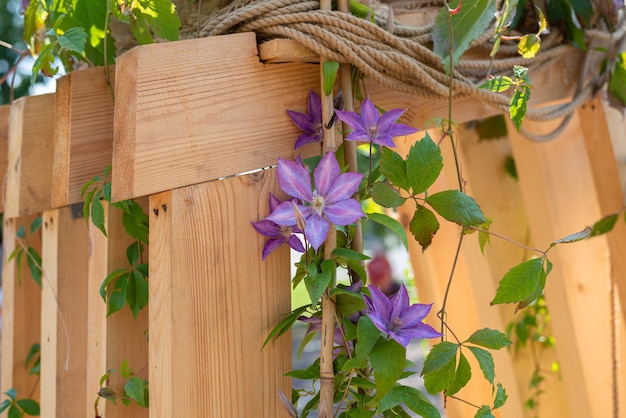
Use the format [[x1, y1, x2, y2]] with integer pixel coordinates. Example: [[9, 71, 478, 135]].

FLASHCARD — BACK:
[[425, 190, 486, 226], [518, 34, 541, 58], [591, 213, 619, 237], [406, 132, 443, 195], [466, 328, 511, 349], [491, 258, 545, 305], [322, 61, 339, 96], [410, 205, 440, 251], [478, 76, 513, 93], [380, 147, 409, 191]]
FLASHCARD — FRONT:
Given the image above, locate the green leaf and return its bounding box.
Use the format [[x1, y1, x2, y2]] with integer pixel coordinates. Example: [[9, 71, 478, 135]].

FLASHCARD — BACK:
[[380, 147, 409, 190], [332, 248, 371, 261], [446, 351, 471, 396], [346, 407, 376, 418], [465, 328, 511, 349], [425, 190, 486, 226], [369, 338, 406, 401], [57, 27, 88, 55], [422, 353, 456, 394], [422, 341, 458, 374], [467, 346, 495, 384], [609, 52, 626, 106], [286, 362, 320, 380], [491, 257, 545, 305], [16, 225, 26, 239], [25, 343, 40, 373], [493, 383, 507, 409], [73, 0, 115, 65], [367, 213, 408, 250], [475, 115, 508, 140], [100, 268, 130, 302], [124, 376, 148, 407], [304, 261, 333, 306], [16, 399, 39, 416], [406, 132, 443, 194], [552, 226, 592, 245], [409, 205, 440, 251], [517, 34, 540, 58], [126, 241, 142, 266], [120, 359, 131, 380], [404, 396, 441, 418], [335, 292, 366, 318], [297, 330, 317, 361], [131, 0, 180, 44], [0, 399, 10, 413], [356, 316, 381, 360], [591, 213, 619, 237], [509, 88, 530, 132], [370, 183, 406, 208], [121, 202, 149, 243], [379, 385, 440, 418], [126, 270, 149, 319], [475, 405, 495, 418], [478, 76, 513, 93], [8, 405, 21, 418], [350, 377, 376, 390], [91, 192, 107, 236], [98, 387, 117, 405], [31, 42, 58, 84], [29, 217, 42, 234], [4, 389, 16, 401], [322, 61, 340, 96], [26, 247, 42, 288], [262, 305, 309, 348], [432, 0, 497, 74], [107, 287, 127, 317]]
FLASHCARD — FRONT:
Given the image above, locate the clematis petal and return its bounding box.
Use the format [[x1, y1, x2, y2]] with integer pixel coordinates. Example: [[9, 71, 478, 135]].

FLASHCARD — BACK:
[[387, 123, 419, 138], [277, 158, 313, 202], [251, 219, 282, 237], [360, 97, 381, 128], [377, 108, 406, 132], [287, 234, 306, 253], [372, 134, 398, 148], [294, 133, 322, 150], [400, 303, 434, 328], [325, 172, 363, 203], [314, 152, 341, 196], [336, 109, 366, 132], [262, 237, 286, 260], [388, 330, 412, 348], [324, 199, 364, 226], [287, 110, 314, 133], [395, 322, 442, 342], [305, 215, 330, 250], [367, 285, 393, 323], [390, 283, 411, 320], [268, 193, 282, 213], [308, 90, 323, 121], [266, 201, 298, 226]]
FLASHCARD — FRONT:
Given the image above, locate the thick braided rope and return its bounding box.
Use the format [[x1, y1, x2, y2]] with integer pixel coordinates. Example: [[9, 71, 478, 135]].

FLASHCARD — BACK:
[[201, 0, 623, 141]]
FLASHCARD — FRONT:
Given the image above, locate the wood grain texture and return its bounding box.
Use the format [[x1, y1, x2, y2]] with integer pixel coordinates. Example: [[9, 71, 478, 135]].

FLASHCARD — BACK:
[[149, 170, 291, 418], [52, 67, 115, 208], [1, 214, 42, 404], [508, 112, 626, 418], [0, 105, 9, 213], [86, 200, 149, 418], [112, 32, 320, 201], [40, 207, 90, 418], [5, 94, 56, 218]]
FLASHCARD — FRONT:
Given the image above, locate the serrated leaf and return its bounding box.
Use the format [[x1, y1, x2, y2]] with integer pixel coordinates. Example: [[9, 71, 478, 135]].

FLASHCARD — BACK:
[[410, 205, 440, 251], [467, 346, 495, 384], [107, 287, 127, 317], [423, 354, 456, 394], [494, 383, 507, 409], [552, 226, 592, 245], [367, 212, 408, 250], [263, 305, 309, 348], [465, 328, 511, 349], [121, 202, 149, 243], [517, 34, 540, 58], [57, 27, 88, 54], [322, 61, 339, 96], [31, 42, 58, 83], [406, 133, 443, 194], [26, 247, 42, 288], [422, 341, 458, 374], [591, 213, 619, 237], [126, 241, 142, 266], [609, 52, 626, 106], [426, 190, 486, 226], [126, 270, 149, 319], [370, 183, 406, 208], [370, 338, 406, 401], [478, 76, 513, 93], [356, 316, 381, 360], [124, 376, 148, 407], [8, 405, 20, 418], [446, 352, 471, 396], [98, 387, 117, 405], [304, 261, 333, 306], [16, 399, 39, 415], [91, 192, 107, 236], [380, 147, 409, 190], [475, 405, 495, 418], [510, 87, 530, 132], [73, 0, 116, 65], [379, 385, 440, 417], [100, 268, 130, 302], [432, 0, 497, 74], [491, 257, 545, 305], [332, 247, 371, 261]]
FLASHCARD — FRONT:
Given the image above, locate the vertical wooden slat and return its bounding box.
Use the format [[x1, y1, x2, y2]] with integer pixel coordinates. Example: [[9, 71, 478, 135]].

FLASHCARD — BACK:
[[86, 201, 149, 418], [508, 112, 626, 418], [0, 104, 10, 213], [1, 215, 42, 404], [40, 207, 90, 418], [149, 169, 291, 417], [5, 95, 55, 218]]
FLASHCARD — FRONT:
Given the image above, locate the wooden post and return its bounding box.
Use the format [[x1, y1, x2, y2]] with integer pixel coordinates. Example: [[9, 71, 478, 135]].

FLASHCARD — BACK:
[[0, 104, 9, 213], [1, 214, 42, 405], [5, 95, 56, 218], [52, 66, 115, 207], [508, 112, 626, 418], [86, 201, 149, 418], [148, 169, 291, 417], [40, 206, 90, 418]]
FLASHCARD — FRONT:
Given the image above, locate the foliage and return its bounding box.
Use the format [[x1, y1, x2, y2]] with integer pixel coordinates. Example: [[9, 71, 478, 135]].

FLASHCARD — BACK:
[[8, 217, 43, 287], [95, 359, 149, 414], [0, 389, 40, 418]]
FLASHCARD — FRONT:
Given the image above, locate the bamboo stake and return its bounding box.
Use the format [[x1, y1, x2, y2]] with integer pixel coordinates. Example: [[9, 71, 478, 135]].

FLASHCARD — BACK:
[[319, 1, 336, 416]]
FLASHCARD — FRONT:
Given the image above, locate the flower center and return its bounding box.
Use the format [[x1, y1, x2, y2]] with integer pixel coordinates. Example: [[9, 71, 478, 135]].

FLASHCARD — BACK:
[[279, 225, 293, 239], [367, 124, 379, 140], [311, 192, 325, 216], [390, 317, 403, 332]]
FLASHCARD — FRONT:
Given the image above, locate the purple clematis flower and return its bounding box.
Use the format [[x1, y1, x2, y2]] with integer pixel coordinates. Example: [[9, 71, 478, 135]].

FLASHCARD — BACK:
[[335, 97, 418, 147], [364, 283, 442, 347], [288, 90, 324, 150], [266, 152, 364, 251], [252, 193, 306, 261]]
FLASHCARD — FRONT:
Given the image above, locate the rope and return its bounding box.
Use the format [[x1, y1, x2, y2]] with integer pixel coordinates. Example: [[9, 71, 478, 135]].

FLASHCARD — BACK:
[[200, 0, 625, 142]]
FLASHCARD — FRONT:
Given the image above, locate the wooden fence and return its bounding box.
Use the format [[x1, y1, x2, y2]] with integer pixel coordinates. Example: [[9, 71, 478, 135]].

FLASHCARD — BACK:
[[1, 31, 625, 418]]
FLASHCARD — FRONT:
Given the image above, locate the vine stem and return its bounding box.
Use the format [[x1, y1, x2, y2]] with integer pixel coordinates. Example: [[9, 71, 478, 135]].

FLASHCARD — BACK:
[[466, 225, 546, 255]]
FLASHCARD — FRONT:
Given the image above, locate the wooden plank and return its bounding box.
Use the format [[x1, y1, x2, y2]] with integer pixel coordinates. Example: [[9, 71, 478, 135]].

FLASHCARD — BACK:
[[5, 94, 56, 218], [112, 32, 320, 201], [0, 105, 10, 213], [86, 200, 149, 418], [396, 132, 525, 418], [149, 170, 291, 417], [52, 67, 115, 208], [508, 112, 626, 418], [40, 206, 90, 418], [1, 214, 42, 404]]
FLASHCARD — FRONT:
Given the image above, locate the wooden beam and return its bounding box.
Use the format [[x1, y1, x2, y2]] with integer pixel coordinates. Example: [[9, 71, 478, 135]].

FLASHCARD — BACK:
[[52, 67, 115, 208], [148, 170, 291, 417], [112, 32, 320, 201], [508, 112, 626, 418], [86, 200, 149, 418], [1, 214, 42, 404], [0, 105, 10, 213], [6, 94, 56, 218], [40, 206, 90, 418]]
